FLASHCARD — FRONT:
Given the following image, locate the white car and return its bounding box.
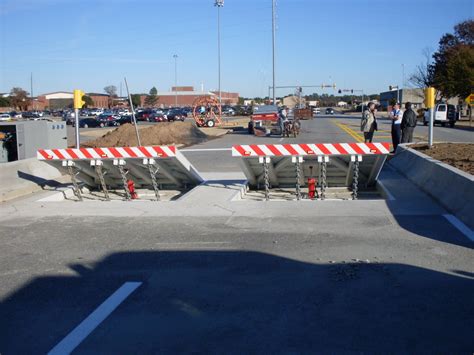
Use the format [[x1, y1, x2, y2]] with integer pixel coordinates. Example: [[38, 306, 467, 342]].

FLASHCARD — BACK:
[[0, 113, 12, 121], [313, 108, 321, 115], [90, 109, 104, 116]]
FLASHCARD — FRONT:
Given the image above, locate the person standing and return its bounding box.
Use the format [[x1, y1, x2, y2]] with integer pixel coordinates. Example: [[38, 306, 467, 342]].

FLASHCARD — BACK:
[[361, 102, 377, 143], [389, 102, 403, 152], [401, 102, 417, 143]]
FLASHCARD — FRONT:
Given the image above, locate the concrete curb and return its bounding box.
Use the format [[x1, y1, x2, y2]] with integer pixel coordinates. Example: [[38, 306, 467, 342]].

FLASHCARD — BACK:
[[388, 144, 474, 230], [0, 158, 68, 202]]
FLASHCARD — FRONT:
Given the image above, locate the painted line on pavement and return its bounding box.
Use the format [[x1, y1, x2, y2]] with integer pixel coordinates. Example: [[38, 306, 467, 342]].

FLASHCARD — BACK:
[[332, 121, 364, 142], [181, 148, 232, 152], [48, 281, 142, 355], [443, 214, 474, 242]]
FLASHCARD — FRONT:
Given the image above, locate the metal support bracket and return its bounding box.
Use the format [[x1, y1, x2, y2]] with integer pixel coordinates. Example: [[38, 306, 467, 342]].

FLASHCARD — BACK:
[[292, 156, 304, 200], [63, 160, 82, 201], [318, 156, 329, 200], [114, 159, 131, 201], [143, 158, 160, 201], [259, 156, 271, 201], [91, 160, 110, 201], [351, 155, 362, 200]]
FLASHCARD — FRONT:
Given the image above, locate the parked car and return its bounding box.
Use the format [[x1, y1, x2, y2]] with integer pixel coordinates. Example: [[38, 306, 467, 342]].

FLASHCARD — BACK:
[[136, 109, 153, 121], [22, 111, 41, 119], [423, 103, 458, 127], [166, 109, 186, 122], [73, 118, 105, 128], [115, 115, 134, 125], [0, 113, 12, 121], [97, 113, 120, 126], [148, 113, 168, 123], [222, 106, 235, 116], [325, 108, 335, 115], [89, 108, 104, 116]]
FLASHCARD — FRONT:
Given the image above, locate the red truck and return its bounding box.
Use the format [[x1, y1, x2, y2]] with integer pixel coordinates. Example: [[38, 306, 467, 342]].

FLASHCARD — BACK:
[[248, 105, 281, 137]]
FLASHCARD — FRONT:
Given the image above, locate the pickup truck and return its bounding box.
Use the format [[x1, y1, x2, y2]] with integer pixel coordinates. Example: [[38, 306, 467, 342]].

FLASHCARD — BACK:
[[423, 103, 458, 127], [248, 105, 280, 137]]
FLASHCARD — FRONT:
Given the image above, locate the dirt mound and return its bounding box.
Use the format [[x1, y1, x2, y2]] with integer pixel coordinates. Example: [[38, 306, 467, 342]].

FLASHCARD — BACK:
[[412, 143, 474, 175], [83, 122, 208, 148]]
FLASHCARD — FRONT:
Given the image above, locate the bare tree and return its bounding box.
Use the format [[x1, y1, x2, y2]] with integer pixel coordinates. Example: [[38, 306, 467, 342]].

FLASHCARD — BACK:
[[104, 85, 117, 108], [409, 48, 434, 88], [9, 87, 30, 110]]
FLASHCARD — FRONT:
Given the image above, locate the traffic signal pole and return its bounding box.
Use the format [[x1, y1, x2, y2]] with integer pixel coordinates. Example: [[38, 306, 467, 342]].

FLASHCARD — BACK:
[[73, 89, 85, 149], [75, 108, 80, 148]]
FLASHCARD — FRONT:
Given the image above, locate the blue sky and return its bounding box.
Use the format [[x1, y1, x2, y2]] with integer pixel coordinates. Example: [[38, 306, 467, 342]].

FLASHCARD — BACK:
[[0, 0, 472, 98]]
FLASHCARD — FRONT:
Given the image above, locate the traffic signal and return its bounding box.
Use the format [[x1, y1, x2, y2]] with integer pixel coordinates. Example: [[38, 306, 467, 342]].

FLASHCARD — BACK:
[[389, 85, 392, 91], [351, 89, 354, 94], [424, 87, 435, 108], [73, 89, 86, 109], [338, 90, 342, 94]]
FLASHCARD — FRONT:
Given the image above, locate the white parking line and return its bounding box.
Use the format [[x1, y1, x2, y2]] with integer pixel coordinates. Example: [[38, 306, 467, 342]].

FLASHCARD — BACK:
[[48, 281, 142, 355], [443, 214, 474, 241]]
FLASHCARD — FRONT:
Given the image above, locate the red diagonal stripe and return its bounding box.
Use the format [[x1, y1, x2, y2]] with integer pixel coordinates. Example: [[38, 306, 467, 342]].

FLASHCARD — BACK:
[[95, 147, 108, 158], [249, 145, 266, 156], [233, 145, 250, 156], [80, 148, 94, 159], [52, 149, 66, 160], [315, 144, 331, 155], [300, 144, 314, 154], [283, 144, 299, 155], [138, 146, 152, 157], [267, 145, 283, 156], [333, 143, 349, 155], [38, 150, 51, 160], [66, 148, 79, 159], [108, 147, 123, 158], [349, 143, 365, 155], [121, 147, 136, 158], [152, 146, 166, 157], [366, 143, 380, 154]]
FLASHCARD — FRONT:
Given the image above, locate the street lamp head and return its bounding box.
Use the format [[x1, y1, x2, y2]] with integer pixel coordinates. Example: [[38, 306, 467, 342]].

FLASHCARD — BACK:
[[214, 0, 224, 7]]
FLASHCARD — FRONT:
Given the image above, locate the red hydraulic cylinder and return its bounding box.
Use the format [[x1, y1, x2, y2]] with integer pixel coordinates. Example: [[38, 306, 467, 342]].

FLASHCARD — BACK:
[[127, 179, 138, 199], [308, 178, 317, 199]]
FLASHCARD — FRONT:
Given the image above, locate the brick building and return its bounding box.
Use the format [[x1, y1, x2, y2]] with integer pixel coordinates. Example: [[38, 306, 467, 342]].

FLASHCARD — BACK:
[[139, 86, 239, 107]]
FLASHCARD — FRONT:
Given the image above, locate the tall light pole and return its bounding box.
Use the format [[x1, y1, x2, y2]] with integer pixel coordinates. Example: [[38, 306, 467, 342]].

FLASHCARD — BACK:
[[173, 54, 178, 107], [272, 0, 276, 106], [215, 0, 224, 110]]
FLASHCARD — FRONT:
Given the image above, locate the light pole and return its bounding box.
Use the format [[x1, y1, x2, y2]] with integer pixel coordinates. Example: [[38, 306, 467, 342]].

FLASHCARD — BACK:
[[271, 0, 276, 106], [215, 0, 224, 110], [173, 54, 178, 107]]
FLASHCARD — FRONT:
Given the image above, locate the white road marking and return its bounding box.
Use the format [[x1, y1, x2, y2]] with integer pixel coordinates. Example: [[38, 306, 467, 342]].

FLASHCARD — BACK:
[[155, 241, 232, 245], [180, 148, 232, 152], [443, 214, 474, 241], [48, 281, 142, 355]]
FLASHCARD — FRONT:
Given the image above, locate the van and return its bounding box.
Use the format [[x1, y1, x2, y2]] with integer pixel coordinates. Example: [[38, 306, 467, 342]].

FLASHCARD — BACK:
[[423, 103, 457, 127]]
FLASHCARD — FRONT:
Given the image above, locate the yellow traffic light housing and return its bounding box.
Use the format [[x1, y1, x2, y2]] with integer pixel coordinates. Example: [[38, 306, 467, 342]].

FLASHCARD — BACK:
[[424, 87, 435, 108], [73, 89, 86, 109]]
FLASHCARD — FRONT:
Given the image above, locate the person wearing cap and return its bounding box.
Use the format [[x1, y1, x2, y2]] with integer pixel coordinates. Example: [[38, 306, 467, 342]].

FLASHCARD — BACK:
[[361, 102, 377, 143], [389, 102, 403, 152]]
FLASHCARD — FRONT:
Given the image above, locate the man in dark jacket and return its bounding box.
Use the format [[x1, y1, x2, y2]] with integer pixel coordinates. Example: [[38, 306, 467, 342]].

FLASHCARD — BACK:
[[401, 102, 417, 143]]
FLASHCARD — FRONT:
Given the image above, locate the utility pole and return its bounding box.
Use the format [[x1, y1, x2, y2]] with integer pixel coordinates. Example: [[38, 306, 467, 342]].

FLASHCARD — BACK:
[[30, 72, 34, 110], [215, 0, 224, 110], [173, 54, 178, 107], [272, 0, 276, 106]]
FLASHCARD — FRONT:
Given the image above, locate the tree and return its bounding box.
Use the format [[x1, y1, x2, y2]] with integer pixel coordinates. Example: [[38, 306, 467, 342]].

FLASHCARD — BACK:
[[82, 95, 94, 108], [409, 47, 435, 89], [130, 94, 142, 108], [431, 20, 474, 99], [9, 87, 30, 110], [0, 96, 10, 107], [238, 97, 245, 105], [144, 87, 159, 107], [104, 85, 117, 108]]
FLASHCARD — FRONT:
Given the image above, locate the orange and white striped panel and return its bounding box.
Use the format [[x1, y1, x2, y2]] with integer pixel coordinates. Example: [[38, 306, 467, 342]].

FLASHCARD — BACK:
[[37, 146, 177, 160], [232, 143, 390, 157]]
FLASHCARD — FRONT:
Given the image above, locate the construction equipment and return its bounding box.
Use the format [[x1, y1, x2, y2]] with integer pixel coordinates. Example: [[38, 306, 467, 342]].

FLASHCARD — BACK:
[[248, 105, 281, 137], [192, 96, 222, 128]]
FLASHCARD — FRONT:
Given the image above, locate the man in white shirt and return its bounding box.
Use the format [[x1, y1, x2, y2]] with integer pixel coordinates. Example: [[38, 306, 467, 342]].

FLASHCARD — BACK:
[[389, 102, 403, 153]]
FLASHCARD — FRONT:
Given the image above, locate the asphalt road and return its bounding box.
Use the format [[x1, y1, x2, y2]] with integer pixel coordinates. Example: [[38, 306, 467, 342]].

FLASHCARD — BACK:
[[0, 214, 473, 354]]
